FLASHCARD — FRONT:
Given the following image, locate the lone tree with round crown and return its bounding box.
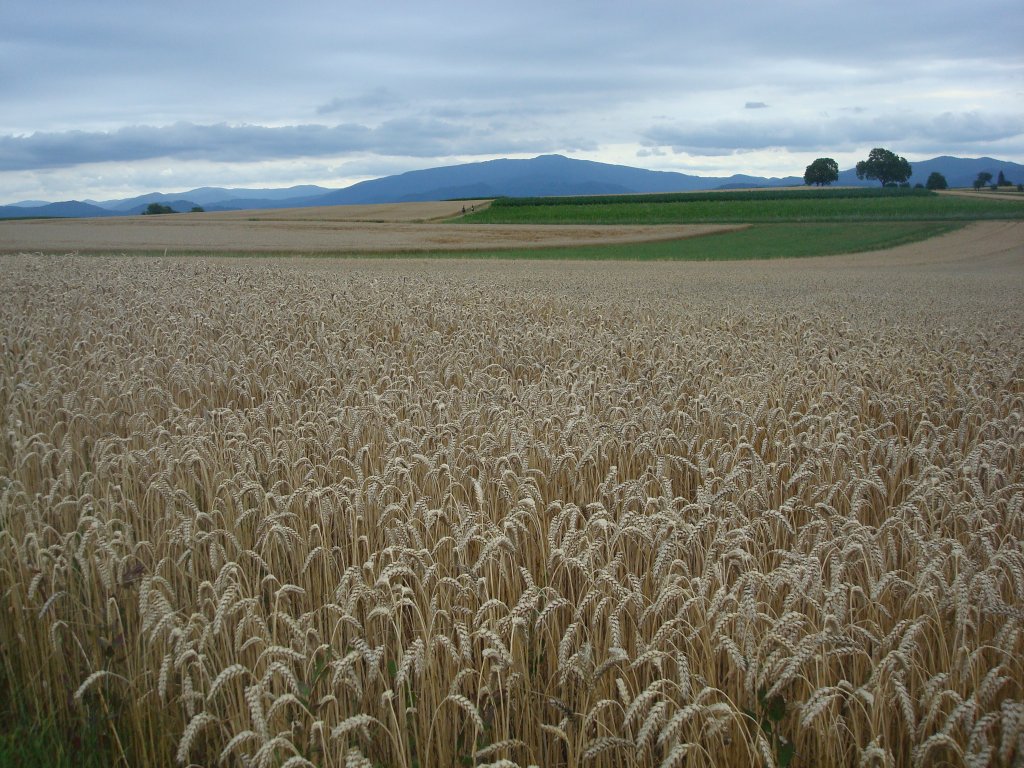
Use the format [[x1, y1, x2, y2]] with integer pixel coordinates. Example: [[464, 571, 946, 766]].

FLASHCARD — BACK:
[[855, 147, 912, 186], [803, 158, 839, 186]]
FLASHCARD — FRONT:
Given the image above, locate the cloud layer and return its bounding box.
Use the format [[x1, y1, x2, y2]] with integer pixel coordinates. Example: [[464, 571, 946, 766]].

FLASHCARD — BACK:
[[1, 0, 1021, 201]]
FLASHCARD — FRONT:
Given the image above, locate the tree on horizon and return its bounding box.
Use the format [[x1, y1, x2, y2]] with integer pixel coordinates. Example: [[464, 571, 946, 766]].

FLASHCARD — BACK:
[[855, 148, 912, 187], [803, 158, 839, 186]]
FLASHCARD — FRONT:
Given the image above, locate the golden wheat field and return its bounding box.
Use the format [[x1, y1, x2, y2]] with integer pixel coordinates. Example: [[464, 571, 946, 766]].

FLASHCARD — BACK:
[[1, 244, 1023, 768]]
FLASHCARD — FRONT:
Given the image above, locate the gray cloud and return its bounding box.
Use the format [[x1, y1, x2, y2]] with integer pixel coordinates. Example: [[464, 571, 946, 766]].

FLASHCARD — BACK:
[[0, 121, 442, 171], [316, 88, 407, 116], [643, 111, 1024, 156], [2, 0, 1023, 200], [0, 123, 367, 171], [0, 117, 587, 172]]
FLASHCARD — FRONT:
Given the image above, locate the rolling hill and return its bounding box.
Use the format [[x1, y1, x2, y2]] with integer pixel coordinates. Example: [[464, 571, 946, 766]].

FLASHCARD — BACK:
[[0, 200, 120, 219], [290, 154, 802, 206], [3, 154, 1022, 218]]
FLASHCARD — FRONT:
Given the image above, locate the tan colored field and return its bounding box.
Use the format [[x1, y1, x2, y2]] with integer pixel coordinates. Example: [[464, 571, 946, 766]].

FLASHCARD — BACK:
[[940, 188, 1024, 202], [1, 239, 1022, 767], [0, 199, 743, 254], [824, 220, 1023, 269]]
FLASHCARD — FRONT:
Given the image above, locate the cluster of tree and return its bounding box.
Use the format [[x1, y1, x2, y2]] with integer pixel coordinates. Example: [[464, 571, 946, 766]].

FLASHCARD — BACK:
[[973, 171, 1016, 190], [802, 148, 916, 188], [803, 148, 1022, 192], [142, 203, 204, 215]]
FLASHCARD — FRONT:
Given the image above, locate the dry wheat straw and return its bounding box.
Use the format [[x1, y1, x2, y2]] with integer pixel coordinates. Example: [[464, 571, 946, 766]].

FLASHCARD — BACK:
[[0, 254, 1021, 767]]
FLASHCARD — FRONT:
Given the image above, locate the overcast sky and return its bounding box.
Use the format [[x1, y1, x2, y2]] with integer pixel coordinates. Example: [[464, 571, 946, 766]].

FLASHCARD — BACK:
[[2, 0, 1022, 203]]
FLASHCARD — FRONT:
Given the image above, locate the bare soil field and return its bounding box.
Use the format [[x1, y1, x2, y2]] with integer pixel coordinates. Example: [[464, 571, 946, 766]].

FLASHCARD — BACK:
[[0, 199, 743, 254], [939, 188, 1024, 202]]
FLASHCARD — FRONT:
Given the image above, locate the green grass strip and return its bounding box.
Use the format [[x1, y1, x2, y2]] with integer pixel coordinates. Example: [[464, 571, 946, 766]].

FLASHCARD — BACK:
[[348, 222, 962, 261], [0, 666, 117, 768]]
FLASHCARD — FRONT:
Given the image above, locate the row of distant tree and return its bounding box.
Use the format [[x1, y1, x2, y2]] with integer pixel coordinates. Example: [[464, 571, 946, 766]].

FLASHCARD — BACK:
[[803, 148, 1019, 191], [972, 170, 1017, 190], [142, 203, 204, 215]]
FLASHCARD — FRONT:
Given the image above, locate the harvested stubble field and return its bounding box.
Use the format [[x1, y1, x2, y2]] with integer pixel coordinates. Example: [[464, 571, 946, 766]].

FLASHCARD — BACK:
[[1, 232, 1023, 768], [0, 200, 741, 255]]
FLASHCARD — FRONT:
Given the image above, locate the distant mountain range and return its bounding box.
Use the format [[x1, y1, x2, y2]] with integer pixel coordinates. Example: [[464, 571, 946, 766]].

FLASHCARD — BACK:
[[2, 154, 1022, 219]]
